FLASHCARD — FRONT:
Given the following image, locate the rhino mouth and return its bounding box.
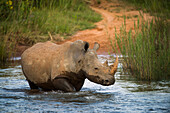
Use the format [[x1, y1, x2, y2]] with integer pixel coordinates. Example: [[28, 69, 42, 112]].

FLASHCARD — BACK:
[[85, 73, 115, 86], [100, 77, 115, 86]]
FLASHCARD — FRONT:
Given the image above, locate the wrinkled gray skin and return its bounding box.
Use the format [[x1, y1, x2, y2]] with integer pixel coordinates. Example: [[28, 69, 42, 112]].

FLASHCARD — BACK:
[[21, 40, 118, 92]]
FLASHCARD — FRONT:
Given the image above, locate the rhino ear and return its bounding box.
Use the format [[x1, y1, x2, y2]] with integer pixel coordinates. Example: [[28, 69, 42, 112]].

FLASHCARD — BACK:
[[93, 42, 100, 51], [84, 42, 89, 52]]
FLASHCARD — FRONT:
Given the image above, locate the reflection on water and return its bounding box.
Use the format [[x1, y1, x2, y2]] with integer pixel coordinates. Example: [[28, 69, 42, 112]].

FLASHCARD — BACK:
[[0, 55, 170, 113]]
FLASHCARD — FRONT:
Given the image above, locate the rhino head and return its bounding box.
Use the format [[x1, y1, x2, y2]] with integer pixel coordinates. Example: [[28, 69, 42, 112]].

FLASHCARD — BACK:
[[68, 40, 118, 86]]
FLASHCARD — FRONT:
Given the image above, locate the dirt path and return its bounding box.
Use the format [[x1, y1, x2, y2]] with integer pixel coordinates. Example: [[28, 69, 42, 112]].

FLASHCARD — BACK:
[[57, 0, 152, 55], [16, 0, 152, 56]]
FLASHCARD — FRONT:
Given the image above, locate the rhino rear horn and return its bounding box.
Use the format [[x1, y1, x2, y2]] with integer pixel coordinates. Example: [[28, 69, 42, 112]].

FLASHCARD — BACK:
[[103, 60, 109, 67], [110, 56, 118, 75], [93, 42, 100, 51]]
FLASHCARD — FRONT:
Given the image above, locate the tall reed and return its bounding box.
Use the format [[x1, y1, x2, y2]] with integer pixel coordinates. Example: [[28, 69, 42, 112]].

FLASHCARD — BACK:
[[0, 35, 16, 64], [114, 16, 170, 80]]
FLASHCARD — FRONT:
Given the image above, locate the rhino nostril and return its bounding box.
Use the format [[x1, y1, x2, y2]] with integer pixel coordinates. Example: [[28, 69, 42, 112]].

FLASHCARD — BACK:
[[102, 80, 109, 84], [94, 68, 99, 73], [105, 80, 109, 83]]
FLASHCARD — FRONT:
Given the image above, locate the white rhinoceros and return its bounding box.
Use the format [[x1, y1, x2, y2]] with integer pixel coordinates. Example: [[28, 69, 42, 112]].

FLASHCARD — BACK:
[[21, 40, 118, 92]]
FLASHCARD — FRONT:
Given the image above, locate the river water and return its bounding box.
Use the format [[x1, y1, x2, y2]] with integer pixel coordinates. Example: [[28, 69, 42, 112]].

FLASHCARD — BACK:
[[0, 55, 170, 113]]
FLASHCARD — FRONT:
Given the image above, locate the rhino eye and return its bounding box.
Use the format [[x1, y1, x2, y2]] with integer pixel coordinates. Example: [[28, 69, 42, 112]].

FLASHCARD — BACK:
[[94, 68, 99, 70], [78, 60, 82, 63]]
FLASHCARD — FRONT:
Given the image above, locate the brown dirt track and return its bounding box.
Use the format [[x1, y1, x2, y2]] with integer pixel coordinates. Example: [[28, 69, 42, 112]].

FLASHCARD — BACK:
[[57, 0, 152, 55]]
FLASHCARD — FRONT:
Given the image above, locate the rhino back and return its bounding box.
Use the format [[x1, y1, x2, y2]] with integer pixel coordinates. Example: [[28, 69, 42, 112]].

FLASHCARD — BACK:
[[21, 41, 70, 84]]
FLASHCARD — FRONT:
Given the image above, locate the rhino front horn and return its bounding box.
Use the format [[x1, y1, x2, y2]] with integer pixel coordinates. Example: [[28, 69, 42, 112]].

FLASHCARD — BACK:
[[110, 56, 118, 75]]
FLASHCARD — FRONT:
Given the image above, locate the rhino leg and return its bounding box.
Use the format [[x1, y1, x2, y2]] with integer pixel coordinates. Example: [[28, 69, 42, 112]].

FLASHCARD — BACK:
[[28, 80, 39, 89], [74, 79, 85, 91], [52, 78, 76, 92]]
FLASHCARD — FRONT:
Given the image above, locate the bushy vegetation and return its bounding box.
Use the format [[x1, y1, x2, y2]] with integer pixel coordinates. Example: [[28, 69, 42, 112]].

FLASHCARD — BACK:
[[112, 0, 170, 80], [0, 0, 101, 63]]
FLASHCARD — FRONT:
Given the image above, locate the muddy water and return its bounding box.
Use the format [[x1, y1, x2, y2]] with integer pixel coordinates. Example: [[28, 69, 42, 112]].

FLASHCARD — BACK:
[[0, 55, 170, 113]]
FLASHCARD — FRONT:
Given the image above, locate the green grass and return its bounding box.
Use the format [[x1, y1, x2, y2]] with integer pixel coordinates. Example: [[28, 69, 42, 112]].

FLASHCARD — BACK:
[[121, 0, 170, 18], [0, 35, 16, 63], [0, 0, 101, 63]]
